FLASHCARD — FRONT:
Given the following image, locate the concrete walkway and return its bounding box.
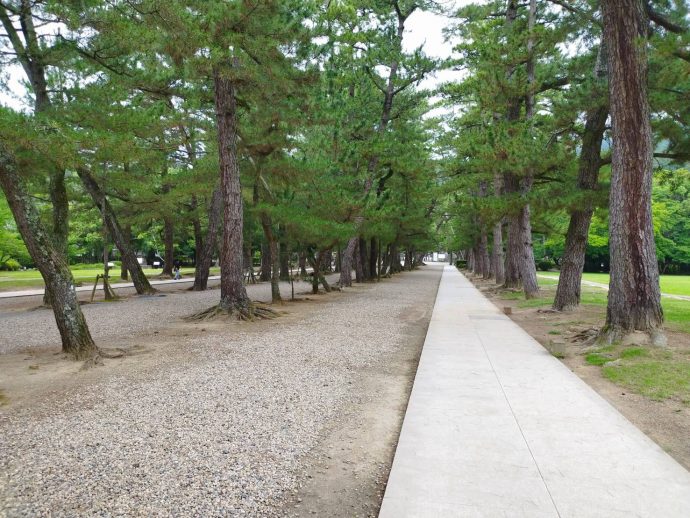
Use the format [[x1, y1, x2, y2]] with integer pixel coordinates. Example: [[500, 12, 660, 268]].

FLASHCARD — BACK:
[[0, 276, 221, 299], [380, 265, 690, 517]]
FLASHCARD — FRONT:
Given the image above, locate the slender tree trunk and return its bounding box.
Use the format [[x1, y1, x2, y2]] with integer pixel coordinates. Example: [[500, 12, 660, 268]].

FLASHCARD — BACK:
[[600, 0, 664, 342], [260, 242, 271, 282], [193, 187, 222, 291], [76, 168, 156, 295], [519, 0, 540, 300], [259, 214, 281, 303], [339, 238, 355, 286], [517, 201, 539, 298], [492, 219, 505, 285], [554, 46, 608, 311], [279, 230, 290, 281], [323, 250, 333, 273], [120, 224, 131, 281], [299, 251, 307, 276], [390, 241, 402, 274], [162, 216, 174, 277], [369, 237, 378, 278], [503, 192, 522, 289], [480, 230, 492, 279], [359, 237, 370, 279], [354, 239, 364, 282], [0, 149, 96, 359]]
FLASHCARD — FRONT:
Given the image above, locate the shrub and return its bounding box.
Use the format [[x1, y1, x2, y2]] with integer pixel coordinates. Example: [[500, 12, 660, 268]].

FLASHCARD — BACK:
[[455, 260, 467, 269], [1, 258, 21, 271], [537, 259, 555, 271]]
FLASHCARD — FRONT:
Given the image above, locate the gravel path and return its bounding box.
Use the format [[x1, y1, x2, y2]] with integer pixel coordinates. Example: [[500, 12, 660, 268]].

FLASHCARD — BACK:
[[0, 278, 317, 354], [0, 267, 442, 516]]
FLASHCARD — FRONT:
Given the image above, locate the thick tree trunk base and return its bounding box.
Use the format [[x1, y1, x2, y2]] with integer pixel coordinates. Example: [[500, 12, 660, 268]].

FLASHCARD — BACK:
[[597, 326, 667, 348], [185, 300, 279, 322]]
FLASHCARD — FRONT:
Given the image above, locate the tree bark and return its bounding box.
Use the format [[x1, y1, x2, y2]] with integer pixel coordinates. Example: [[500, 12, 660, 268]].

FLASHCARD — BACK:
[[214, 65, 250, 310], [193, 187, 222, 291], [162, 216, 174, 277], [369, 237, 378, 279], [359, 237, 370, 279], [519, 0, 540, 300], [260, 242, 271, 282], [0, 149, 96, 359], [299, 250, 307, 276], [600, 0, 664, 342], [554, 45, 608, 311], [259, 214, 281, 303], [120, 224, 131, 281], [480, 230, 492, 279], [76, 167, 156, 295], [492, 219, 505, 285], [279, 229, 290, 281], [339, 238, 355, 286], [354, 239, 364, 282]]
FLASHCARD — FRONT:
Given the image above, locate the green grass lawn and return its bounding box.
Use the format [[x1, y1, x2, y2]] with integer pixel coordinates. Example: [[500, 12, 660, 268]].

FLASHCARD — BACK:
[[501, 279, 690, 334], [538, 272, 690, 297], [499, 279, 690, 405], [0, 267, 220, 292]]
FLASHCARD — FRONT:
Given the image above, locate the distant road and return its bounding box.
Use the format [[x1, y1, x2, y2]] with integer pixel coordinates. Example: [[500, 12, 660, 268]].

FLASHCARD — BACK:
[[0, 276, 222, 299]]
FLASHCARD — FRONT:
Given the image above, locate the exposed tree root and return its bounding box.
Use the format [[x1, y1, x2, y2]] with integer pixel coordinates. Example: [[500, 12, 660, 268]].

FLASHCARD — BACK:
[[596, 326, 667, 348], [185, 301, 279, 322]]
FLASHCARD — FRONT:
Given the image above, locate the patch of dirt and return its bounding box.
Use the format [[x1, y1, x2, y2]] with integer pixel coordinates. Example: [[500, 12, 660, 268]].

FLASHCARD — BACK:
[[0, 291, 339, 413], [469, 273, 690, 471]]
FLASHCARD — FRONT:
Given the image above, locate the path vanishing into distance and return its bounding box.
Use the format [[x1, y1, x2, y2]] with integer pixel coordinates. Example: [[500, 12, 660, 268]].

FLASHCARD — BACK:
[[381, 265, 690, 517]]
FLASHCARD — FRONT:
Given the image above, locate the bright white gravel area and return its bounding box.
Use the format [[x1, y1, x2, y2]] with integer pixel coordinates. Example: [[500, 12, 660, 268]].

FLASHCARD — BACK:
[[0, 279, 312, 354], [0, 267, 442, 517]]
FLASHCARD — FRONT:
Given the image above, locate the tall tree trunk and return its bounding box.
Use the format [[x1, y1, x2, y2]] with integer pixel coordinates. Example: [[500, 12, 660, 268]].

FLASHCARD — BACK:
[[517, 200, 539, 298], [492, 219, 505, 285], [120, 224, 131, 281], [369, 237, 378, 279], [162, 216, 174, 277], [600, 0, 664, 343], [193, 188, 222, 291], [299, 250, 307, 276], [359, 237, 370, 279], [0, 4, 71, 305], [324, 249, 333, 273], [76, 168, 156, 295], [390, 241, 402, 274], [259, 214, 281, 303], [354, 239, 364, 282], [519, 0, 540, 300], [260, 242, 271, 282], [480, 230, 492, 279], [339, 238, 355, 286], [213, 65, 251, 311], [279, 229, 290, 281], [503, 181, 523, 289], [554, 46, 608, 311], [0, 149, 96, 360]]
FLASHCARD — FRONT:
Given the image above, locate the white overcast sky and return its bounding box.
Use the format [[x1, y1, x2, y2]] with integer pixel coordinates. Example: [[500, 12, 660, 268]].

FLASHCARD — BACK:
[[1, 1, 476, 111]]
